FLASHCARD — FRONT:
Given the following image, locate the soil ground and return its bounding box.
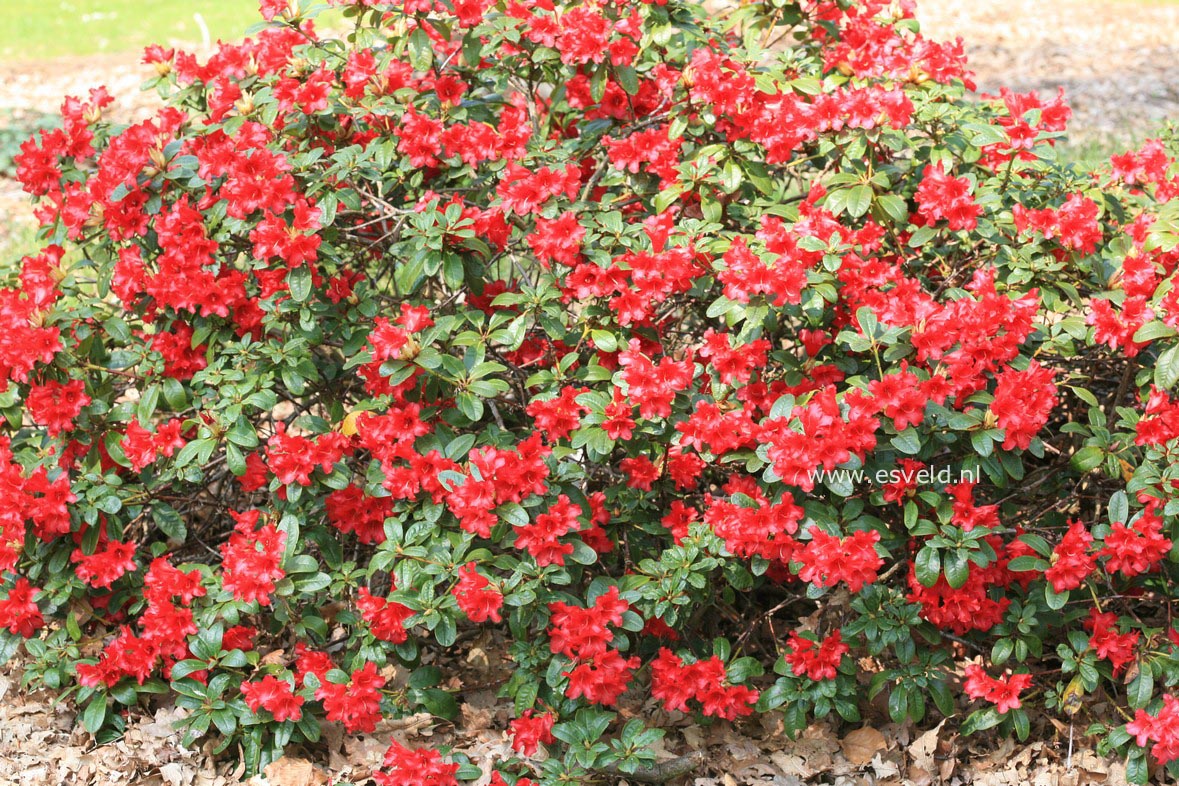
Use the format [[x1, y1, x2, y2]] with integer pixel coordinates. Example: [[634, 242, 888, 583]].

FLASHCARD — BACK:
[[0, 1, 1175, 784]]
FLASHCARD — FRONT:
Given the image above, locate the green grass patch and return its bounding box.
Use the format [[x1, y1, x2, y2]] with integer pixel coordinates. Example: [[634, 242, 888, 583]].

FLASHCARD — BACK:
[[0, 219, 43, 271], [0, 1, 261, 62], [1058, 134, 1143, 170]]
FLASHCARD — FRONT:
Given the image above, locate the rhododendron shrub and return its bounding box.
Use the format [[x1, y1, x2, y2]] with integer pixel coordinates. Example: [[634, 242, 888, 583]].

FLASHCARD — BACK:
[[5, 0, 1179, 782]]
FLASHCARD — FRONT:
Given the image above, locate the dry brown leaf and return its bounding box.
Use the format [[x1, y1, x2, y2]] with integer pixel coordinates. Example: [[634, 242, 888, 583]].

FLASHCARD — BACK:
[[262, 756, 330, 786], [907, 763, 933, 786], [841, 726, 887, 766], [870, 751, 900, 779], [460, 702, 495, 733], [259, 649, 287, 666], [908, 718, 945, 774], [159, 762, 195, 786]]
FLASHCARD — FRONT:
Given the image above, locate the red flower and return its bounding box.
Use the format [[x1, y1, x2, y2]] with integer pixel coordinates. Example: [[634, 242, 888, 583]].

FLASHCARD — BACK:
[[25, 379, 89, 436], [220, 510, 285, 606], [915, 162, 981, 231], [316, 662, 386, 734], [1098, 504, 1172, 578], [73, 539, 138, 589], [1128, 694, 1179, 765], [294, 644, 334, 687], [375, 740, 459, 786], [797, 529, 883, 593], [514, 494, 582, 566], [548, 586, 628, 660], [526, 385, 589, 442], [1045, 521, 1095, 592], [650, 648, 759, 720], [509, 710, 555, 756], [784, 630, 849, 681], [990, 361, 1056, 450], [563, 648, 639, 706], [241, 675, 304, 722], [1086, 608, 1139, 675], [357, 586, 414, 643], [620, 455, 659, 491], [963, 664, 1031, 714], [325, 485, 392, 545], [0, 578, 43, 637], [452, 562, 503, 623], [870, 366, 928, 431]]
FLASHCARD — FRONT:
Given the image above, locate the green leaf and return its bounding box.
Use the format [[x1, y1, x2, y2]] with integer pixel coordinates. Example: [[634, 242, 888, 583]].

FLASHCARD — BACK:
[[1006, 555, 1043, 573], [887, 685, 908, 723], [960, 707, 1002, 735], [1132, 321, 1177, 343], [82, 695, 108, 734], [418, 688, 459, 720], [971, 429, 995, 457], [288, 265, 313, 302], [1011, 708, 1030, 741], [1044, 584, 1069, 611], [1108, 491, 1129, 525], [943, 550, 969, 589], [873, 193, 909, 225], [914, 546, 941, 587], [408, 26, 434, 71], [615, 65, 639, 96], [890, 428, 921, 455], [1070, 445, 1104, 473], [152, 503, 187, 542], [1126, 747, 1149, 785], [1127, 668, 1154, 710], [845, 184, 873, 219], [136, 384, 160, 423], [568, 540, 599, 566], [1155, 344, 1179, 389]]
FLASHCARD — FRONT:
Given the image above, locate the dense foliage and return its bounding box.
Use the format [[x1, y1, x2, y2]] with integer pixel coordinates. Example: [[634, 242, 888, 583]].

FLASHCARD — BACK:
[[6, 0, 1179, 782]]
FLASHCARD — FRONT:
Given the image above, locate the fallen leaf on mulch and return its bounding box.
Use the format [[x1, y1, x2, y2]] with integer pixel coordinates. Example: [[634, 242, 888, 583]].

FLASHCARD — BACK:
[[256, 757, 329, 786], [840, 726, 887, 766], [908, 717, 947, 783]]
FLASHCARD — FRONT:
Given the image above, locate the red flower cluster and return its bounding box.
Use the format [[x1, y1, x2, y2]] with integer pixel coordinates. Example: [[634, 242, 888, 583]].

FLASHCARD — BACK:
[[1045, 521, 1095, 592], [963, 664, 1032, 714], [358, 585, 414, 644], [915, 163, 981, 231], [798, 529, 883, 593], [548, 587, 638, 706], [0, 578, 43, 637], [1128, 694, 1179, 765], [241, 675, 304, 722], [989, 361, 1056, 450], [784, 630, 850, 682], [220, 511, 285, 606], [73, 539, 137, 589], [121, 419, 186, 472], [325, 485, 393, 545], [375, 741, 458, 786], [316, 662, 386, 734], [1086, 608, 1140, 675], [509, 710, 556, 756], [1013, 193, 1103, 254], [1098, 503, 1171, 578], [25, 379, 89, 436], [650, 648, 759, 720], [908, 528, 1022, 635], [452, 562, 503, 623], [514, 494, 582, 566]]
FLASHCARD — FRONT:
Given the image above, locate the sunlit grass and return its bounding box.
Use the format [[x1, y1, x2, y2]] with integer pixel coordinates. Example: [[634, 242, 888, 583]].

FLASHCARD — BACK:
[[0, 217, 42, 276], [0, 0, 261, 62]]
